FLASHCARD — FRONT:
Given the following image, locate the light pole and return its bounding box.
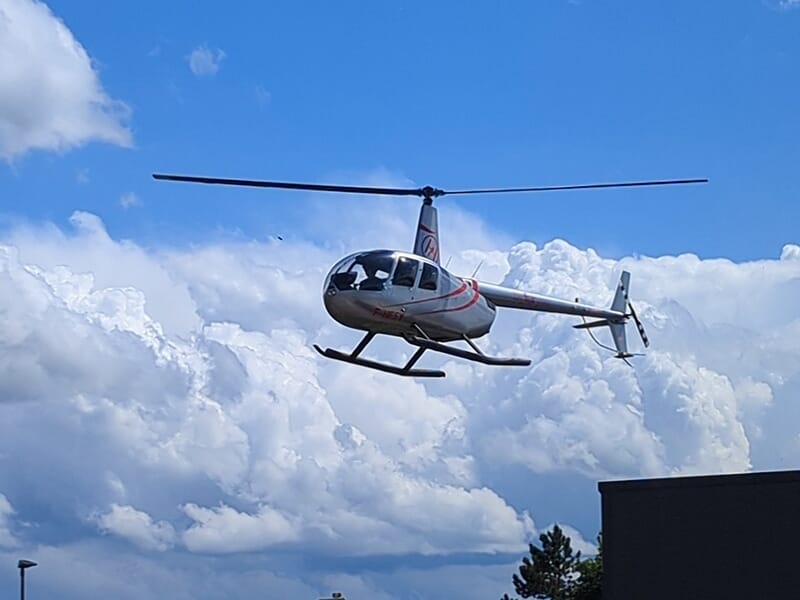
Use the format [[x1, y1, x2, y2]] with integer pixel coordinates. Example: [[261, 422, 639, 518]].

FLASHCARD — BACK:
[[17, 559, 37, 600]]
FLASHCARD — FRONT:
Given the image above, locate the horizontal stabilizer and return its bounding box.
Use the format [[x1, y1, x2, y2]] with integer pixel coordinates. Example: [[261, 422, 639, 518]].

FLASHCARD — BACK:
[[573, 319, 611, 330]]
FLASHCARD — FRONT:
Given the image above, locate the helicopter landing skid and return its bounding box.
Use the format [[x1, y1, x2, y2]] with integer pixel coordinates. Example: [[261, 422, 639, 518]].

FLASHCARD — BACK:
[[313, 332, 445, 378], [405, 335, 532, 367], [313, 346, 446, 378]]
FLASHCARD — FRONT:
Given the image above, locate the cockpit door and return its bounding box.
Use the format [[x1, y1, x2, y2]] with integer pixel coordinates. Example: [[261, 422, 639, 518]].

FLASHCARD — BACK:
[[417, 262, 439, 294], [388, 256, 420, 306]]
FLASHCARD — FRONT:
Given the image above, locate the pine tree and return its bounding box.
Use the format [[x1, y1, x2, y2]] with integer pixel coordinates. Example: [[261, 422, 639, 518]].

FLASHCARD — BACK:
[[573, 534, 602, 600], [500, 527, 603, 600], [512, 524, 581, 600]]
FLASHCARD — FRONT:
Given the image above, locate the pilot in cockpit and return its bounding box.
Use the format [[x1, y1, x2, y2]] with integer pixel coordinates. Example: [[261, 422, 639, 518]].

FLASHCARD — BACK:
[[330, 252, 394, 292], [358, 253, 392, 291]]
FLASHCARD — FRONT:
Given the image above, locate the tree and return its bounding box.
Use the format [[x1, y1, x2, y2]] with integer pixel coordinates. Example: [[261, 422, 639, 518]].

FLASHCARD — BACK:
[[500, 527, 602, 600], [573, 534, 602, 600], [512, 524, 581, 599]]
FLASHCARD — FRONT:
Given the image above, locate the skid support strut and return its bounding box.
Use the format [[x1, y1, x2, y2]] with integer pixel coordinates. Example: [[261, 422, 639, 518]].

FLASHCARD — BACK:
[[313, 331, 445, 378]]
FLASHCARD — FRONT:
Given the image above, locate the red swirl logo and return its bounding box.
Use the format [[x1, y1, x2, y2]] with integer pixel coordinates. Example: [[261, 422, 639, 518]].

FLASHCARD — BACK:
[[422, 234, 439, 261]]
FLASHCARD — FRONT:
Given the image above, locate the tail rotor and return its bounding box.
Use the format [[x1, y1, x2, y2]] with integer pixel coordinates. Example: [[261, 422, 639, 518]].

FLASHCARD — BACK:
[[574, 270, 649, 364], [627, 300, 650, 349]]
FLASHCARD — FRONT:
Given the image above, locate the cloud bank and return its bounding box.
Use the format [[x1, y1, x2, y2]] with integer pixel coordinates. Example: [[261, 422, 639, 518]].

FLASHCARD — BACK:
[[0, 208, 797, 598], [0, 0, 132, 160]]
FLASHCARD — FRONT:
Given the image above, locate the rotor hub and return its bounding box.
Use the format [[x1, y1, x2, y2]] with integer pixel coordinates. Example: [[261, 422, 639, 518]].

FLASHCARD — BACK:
[[421, 185, 443, 204]]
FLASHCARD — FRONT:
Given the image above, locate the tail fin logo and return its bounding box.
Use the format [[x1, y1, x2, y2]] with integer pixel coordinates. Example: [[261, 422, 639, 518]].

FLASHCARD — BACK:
[[422, 234, 439, 261]]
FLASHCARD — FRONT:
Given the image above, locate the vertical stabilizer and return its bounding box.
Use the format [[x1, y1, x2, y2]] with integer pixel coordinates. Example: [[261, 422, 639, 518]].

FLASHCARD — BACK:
[[609, 271, 632, 358], [608, 321, 628, 357], [611, 270, 630, 313], [413, 201, 440, 263]]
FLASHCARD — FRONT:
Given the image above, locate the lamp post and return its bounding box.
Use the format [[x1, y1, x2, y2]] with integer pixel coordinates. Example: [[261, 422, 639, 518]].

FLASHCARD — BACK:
[[17, 559, 37, 600]]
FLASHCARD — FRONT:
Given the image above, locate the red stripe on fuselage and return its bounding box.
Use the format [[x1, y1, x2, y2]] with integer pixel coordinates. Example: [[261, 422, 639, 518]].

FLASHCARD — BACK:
[[418, 279, 481, 315], [384, 280, 468, 308]]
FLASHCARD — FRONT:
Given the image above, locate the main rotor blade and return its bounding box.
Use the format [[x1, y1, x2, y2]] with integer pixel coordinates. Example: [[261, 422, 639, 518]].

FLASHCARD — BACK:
[[443, 178, 708, 196], [152, 173, 426, 197], [153, 173, 708, 199]]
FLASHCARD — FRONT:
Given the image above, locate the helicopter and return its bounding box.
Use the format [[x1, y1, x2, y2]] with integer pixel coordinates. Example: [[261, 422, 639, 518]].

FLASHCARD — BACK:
[[153, 173, 707, 377]]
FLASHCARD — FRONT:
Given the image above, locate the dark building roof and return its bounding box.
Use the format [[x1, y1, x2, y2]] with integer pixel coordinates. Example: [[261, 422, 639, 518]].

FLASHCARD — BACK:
[[600, 468, 800, 491]]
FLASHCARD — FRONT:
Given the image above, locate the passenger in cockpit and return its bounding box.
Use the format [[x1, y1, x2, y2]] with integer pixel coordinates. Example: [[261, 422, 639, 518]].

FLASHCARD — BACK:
[[360, 267, 385, 291]]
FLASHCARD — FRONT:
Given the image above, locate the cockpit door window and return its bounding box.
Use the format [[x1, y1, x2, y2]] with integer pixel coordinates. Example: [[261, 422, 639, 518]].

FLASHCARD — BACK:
[[356, 253, 394, 290], [392, 257, 419, 288], [418, 263, 438, 291]]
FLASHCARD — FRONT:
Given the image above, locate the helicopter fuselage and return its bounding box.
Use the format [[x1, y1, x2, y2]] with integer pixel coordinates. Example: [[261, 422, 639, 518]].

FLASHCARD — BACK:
[[323, 250, 495, 341]]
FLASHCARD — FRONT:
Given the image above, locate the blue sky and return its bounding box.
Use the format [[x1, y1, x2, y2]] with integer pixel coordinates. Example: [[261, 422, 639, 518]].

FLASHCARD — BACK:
[[1, 2, 800, 599], [3, 0, 798, 261]]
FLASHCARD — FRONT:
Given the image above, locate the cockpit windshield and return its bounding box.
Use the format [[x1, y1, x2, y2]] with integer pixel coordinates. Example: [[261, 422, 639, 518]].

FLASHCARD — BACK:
[[330, 251, 395, 292]]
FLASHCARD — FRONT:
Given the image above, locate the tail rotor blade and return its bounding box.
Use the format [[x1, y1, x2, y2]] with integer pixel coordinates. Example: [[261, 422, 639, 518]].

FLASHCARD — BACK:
[[628, 301, 650, 348]]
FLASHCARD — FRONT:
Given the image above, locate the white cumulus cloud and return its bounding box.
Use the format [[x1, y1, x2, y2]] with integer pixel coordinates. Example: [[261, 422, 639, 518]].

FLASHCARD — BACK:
[[187, 45, 226, 76], [182, 503, 299, 552], [0, 210, 533, 564], [0, 202, 797, 598], [119, 192, 141, 209], [0, 0, 132, 160], [94, 504, 176, 551], [781, 244, 800, 261]]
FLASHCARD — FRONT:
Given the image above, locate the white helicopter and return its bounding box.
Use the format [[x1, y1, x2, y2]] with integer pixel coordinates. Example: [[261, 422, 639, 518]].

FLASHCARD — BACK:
[[153, 173, 706, 377]]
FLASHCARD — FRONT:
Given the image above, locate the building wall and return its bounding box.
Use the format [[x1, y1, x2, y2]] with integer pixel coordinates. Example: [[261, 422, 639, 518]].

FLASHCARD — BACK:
[[599, 470, 800, 600]]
